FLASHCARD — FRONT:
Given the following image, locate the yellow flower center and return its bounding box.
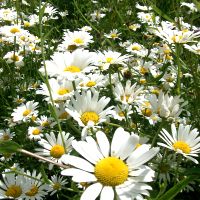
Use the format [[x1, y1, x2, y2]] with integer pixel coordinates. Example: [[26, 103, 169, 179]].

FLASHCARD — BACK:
[[24, 21, 31, 27], [139, 66, 149, 75], [118, 111, 125, 117], [95, 157, 128, 186], [64, 65, 81, 73], [73, 38, 84, 44], [111, 33, 117, 38], [120, 95, 130, 102], [142, 108, 152, 117], [25, 185, 38, 196], [32, 128, 40, 135], [10, 27, 20, 34], [57, 88, 69, 95], [2, 134, 10, 140], [41, 121, 49, 127], [81, 111, 99, 125], [173, 141, 191, 154], [106, 57, 114, 63], [11, 55, 19, 61], [132, 45, 141, 51], [23, 109, 31, 116], [5, 185, 22, 198], [59, 112, 69, 119], [140, 78, 147, 84], [86, 81, 96, 87], [50, 144, 65, 158], [53, 182, 61, 190]]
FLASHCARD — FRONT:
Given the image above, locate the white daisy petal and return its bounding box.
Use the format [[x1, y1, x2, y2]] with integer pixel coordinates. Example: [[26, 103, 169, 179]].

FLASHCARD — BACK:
[[81, 183, 103, 200], [100, 186, 114, 200], [96, 131, 110, 157]]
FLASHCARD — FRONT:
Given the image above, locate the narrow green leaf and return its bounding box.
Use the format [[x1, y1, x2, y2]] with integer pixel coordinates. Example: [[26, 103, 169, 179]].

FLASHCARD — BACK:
[[156, 176, 195, 200], [0, 140, 21, 153], [192, 0, 200, 11], [40, 164, 51, 184]]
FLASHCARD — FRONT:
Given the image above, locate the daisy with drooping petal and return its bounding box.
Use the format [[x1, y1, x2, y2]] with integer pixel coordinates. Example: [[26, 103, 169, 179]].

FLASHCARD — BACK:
[[104, 29, 121, 40], [27, 126, 43, 141], [158, 123, 200, 164], [61, 127, 159, 200], [35, 131, 74, 169], [65, 90, 113, 137]]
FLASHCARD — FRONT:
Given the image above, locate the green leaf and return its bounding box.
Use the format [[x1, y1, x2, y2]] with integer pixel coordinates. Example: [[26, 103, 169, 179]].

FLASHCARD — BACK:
[[183, 167, 200, 176], [156, 176, 195, 200], [0, 140, 21, 153], [192, 0, 200, 11]]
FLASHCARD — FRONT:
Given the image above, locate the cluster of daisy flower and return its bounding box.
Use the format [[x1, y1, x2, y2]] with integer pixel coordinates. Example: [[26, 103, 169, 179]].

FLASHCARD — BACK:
[[0, 0, 200, 200]]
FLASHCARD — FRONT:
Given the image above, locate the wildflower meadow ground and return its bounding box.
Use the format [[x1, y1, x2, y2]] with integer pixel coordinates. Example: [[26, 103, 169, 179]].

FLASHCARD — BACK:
[[0, 0, 200, 199]]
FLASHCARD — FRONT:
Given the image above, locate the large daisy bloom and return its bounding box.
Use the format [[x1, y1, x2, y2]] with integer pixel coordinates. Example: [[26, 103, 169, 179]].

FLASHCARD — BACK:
[[39, 49, 96, 80], [61, 128, 159, 200], [158, 123, 200, 164]]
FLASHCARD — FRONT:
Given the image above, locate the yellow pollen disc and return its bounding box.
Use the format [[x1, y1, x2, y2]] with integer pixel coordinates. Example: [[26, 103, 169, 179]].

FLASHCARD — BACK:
[[81, 111, 99, 125], [140, 79, 146, 84], [132, 45, 141, 51], [111, 33, 117, 38], [2, 134, 10, 140], [120, 95, 130, 102], [31, 115, 37, 122], [64, 65, 81, 73], [118, 111, 125, 117], [164, 49, 171, 54], [57, 88, 69, 95], [10, 27, 20, 34], [86, 81, 96, 87], [41, 121, 49, 127], [106, 57, 113, 63], [24, 21, 31, 27], [166, 77, 174, 82], [59, 112, 69, 119], [23, 109, 31, 116], [142, 108, 152, 117], [151, 89, 160, 95], [139, 67, 149, 75], [173, 141, 191, 154], [53, 182, 61, 190], [25, 185, 38, 196], [11, 55, 19, 61], [32, 128, 40, 135], [50, 144, 65, 158], [73, 38, 84, 44], [5, 185, 22, 198], [95, 157, 128, 186]]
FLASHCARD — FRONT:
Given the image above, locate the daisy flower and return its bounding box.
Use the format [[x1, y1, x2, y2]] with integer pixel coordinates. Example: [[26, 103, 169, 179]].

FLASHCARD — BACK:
[[27, 126, 43, 141], [61, 127, 159, 200], [39, 49, 96, 80], [48, 175, 68, 196], [0, 129, 15, 141], [0, 173, 28, 199], [113, 80, 144, 105], [126, 42, 148, 57], [3, 51, 24, 68], [11, 101, 39, 122], [104, 29, 121, 40], [96, 50, 131, 70], [158, 123, 200, 164], [36, 77, 76, 103], [35, 131, 74, 169], [58, 30, 93, 51], [65, 90, 113, 136], [23, 170, 49, 200]]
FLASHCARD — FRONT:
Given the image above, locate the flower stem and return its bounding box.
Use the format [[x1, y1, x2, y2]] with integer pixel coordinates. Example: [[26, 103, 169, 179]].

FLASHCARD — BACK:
[[175, 44, 181, 95], [18, 149, 69, 169]]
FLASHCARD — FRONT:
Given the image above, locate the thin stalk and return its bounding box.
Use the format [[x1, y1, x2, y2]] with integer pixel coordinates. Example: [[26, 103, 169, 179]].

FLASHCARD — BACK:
[[39, 0, 66, 152], [18, 149, 69, 169], [151, 121, 164, 147], [175, 44, 182, 95]]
